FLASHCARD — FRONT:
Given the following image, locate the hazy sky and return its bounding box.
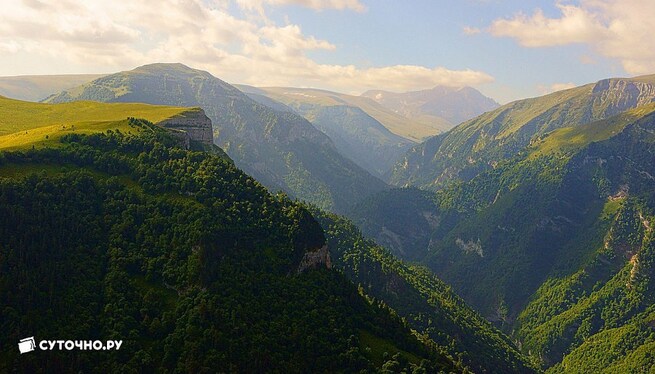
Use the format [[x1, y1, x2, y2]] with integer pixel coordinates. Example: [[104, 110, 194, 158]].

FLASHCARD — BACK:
[[2, 0, 654, 103]]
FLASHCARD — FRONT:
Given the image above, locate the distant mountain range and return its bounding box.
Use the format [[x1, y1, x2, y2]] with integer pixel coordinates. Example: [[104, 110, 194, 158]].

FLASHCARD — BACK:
[[362, 86, 499, 131], [237, 85, 415, 178], [0, 74, 106, 102], [235, 86, 449, 142], [44, 63, 387, 213], [0, 72, 499, 182], [236, 85, 497, 179]]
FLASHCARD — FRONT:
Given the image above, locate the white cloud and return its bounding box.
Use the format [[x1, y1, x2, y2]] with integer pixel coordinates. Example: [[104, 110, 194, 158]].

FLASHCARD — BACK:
[[579, 54, 596, 64], [462, 26, 481, 35], [0, 0, 493, 93], [346, 65, 493, 92], [487, 0, 655, 75], [489, 3, 606, 47], [236, 0, 366, 12], [551, 82, 576, 91], [537, 82, 577, 94], [0, 40, 21, 54]]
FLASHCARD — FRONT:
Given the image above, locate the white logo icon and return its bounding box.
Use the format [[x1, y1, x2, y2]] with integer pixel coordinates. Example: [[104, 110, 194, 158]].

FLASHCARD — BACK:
[[18, 337, 36, 354]]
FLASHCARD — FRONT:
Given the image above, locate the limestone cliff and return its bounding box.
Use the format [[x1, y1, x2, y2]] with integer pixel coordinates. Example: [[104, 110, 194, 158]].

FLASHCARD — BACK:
[[590, 78, 655, 118], [157, 108, 213, 146], [297, 244, 332, 274]]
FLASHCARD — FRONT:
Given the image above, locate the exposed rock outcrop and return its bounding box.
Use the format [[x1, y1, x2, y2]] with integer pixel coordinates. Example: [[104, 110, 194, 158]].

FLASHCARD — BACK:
[[591, 78, 655, 116], [297, 244, 332, 274], [157, 108, 213, 146]]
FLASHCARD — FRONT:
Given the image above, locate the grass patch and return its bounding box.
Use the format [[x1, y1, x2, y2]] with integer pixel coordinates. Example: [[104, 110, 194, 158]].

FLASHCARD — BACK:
[[0, 95, 197, 150], [529, 102, 655, 159]]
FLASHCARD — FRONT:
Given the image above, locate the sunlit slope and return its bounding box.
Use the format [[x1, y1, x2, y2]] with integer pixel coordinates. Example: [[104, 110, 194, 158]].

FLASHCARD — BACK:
[[0, 95, 196, 150], [530, 102, 655, 158], [391, 75, 655, 189]]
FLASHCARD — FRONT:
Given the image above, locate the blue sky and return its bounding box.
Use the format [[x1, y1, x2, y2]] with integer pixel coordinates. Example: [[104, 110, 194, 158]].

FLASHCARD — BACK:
[[264, 0, 626, 102], [1, 0, 653, 103]]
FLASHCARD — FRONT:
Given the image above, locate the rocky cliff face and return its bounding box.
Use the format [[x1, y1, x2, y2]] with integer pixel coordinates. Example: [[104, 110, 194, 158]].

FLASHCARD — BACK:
[[157, 108, 213, 146], [297, 244, 332, 274], [591, 78, 655, 117]]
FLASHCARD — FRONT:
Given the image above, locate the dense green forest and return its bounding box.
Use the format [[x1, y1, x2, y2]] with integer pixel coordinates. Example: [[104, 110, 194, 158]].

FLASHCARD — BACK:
[[313, 209, 537, 373], [0, 123, 457, 373]]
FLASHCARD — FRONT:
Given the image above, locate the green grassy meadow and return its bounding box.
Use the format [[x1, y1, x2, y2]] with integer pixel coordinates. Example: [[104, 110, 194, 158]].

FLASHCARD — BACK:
[[0, 95, 194, 150]]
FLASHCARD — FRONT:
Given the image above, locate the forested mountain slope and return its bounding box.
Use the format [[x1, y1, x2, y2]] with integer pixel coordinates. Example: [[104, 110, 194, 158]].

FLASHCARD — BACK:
[[390, 75, 655, 190], [352, 102, 655, 371], [314, 209, 537, 373], [0, 127, 456, 373]]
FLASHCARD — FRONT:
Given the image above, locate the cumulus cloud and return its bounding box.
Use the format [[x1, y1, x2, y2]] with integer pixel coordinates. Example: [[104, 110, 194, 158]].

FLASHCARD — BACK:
[[236, 0, 366, 12], [579, 54, 596, 64], [489, 3, 606, 47], [462, 26, 481, 36], [487, 0, 655, 75], [0, 0, 493, 93], [346, 65, 493, 91], [537, 82, 577, 94]]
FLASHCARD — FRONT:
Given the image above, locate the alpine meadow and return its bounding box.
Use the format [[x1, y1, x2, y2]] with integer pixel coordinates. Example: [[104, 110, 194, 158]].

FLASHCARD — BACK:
[[2, 0, 655, 373]]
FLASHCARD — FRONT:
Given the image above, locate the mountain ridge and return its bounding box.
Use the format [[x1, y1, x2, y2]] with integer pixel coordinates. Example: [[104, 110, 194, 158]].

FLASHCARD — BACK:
[[0, 74, 106, 102], [0, 95, 214, 151], [390, 75, 655, 190], [236, 85, 445, 142], [45, 63, 387, 213], [238, 84, 415, 178], [351, 99, 655, 371]]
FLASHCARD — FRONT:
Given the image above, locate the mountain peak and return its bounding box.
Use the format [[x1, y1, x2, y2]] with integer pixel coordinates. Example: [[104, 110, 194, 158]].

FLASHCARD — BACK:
[[44, 63, 387, 213], [128, 63, 216, 79], [133, 62, 193, 72]]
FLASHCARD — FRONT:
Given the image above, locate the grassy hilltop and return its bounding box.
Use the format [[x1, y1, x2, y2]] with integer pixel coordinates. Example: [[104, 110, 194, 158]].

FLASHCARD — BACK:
[[0, 95, 197, 150]]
